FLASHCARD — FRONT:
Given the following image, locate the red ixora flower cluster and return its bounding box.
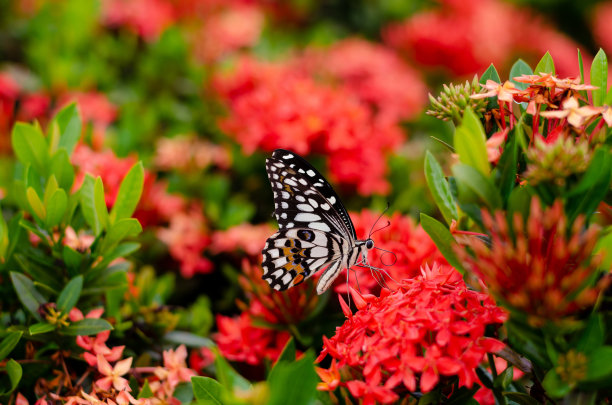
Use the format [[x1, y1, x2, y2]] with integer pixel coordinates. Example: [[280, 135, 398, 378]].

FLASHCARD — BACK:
[[384, 0, 584, 77], [213, 56, 405, 195], [72, 144, 212, 277], [333, 210, 447, 295], [317, 264, 507, 404]]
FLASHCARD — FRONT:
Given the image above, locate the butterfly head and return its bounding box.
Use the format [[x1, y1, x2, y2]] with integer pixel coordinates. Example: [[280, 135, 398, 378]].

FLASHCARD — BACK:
[[365, 239, 374, 250]]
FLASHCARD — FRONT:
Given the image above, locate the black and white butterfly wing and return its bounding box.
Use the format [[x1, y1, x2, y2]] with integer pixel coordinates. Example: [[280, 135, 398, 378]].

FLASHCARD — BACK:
[[261, 228, 345, 291], [265, 149, 355, 240]]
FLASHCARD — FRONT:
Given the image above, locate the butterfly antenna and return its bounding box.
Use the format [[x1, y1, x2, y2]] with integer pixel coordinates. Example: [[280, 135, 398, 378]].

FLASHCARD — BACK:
[[367, 202, 391, 239], [374, 246, 398, 266]]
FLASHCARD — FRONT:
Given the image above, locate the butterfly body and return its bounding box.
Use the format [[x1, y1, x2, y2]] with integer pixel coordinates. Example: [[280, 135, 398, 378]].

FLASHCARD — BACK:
[[261, 149, 374, 294]]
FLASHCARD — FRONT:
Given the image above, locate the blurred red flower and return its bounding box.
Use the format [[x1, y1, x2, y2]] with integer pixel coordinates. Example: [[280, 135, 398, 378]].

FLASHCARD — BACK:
[[17, 92, 51, 123], [101, 0, 175, 41], [304, 38, 427, 125], [457, 198, 608, 326], [318, 264, 507, 401], [384, 0, 584, 77], [210, 223, 274, 258], [214, 57, 404, 194], [333, 209, 447, 295], [593, 2, 612, 55], [214, 312, 291, 366], [154, 135, 231, 172]]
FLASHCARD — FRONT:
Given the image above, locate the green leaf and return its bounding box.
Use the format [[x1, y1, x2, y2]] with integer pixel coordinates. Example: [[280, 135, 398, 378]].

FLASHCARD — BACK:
[[454, 107, 490, 176], [502, 392, 542, 405], [496, 129, 518, 205], [163, 331, 214, 348], [534, 52, 556, 75], [63, 245, 83, 275], [26, 187, 46, 221], [452, 164, 502, 209], [0, 359, 22, 395], [54, 103, 82, 155], [579, 49, 585, 86], [94, 176, 108, 231], [50, 149, 75, 191], [11, 123, 49, 175], [80, 175, 103, 236], [138, 379, 154, 398], [595, 229, 612, 271], [62, 318, 113, 336], [590, 48, 608, 106], [584, 346, 612, 382], [214, 349, 251, 391], [419, 213, 464, 272], [109, 162, 144, 224], [494, 366, 514, 389], [275, 337, 296, 365], [542, 369, 571, 398], [576, 315, 604, 354], [10, 272, 44, 321], [509, 59, 534, 90], [0, 332, 23, 361], [43, 175, 59, 206], [0, 204, 8, 261], [268, 351, 318, 405], [192, 376, 225, 405], [480, 64, 501, 84], [99, 218, 142, 254], [29, 322, 55, 335], [424, 151, 458, 225], [45, 188, 68, 228], [57, 275, 83, 314]]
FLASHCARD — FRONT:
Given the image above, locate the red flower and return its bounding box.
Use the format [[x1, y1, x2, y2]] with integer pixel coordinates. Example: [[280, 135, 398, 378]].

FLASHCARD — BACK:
[[317, 265, 507, 400], [593, 2, 612, 56], [210, 223, 275, 258], [101, 0, 175, 41], [333, 210, 448, 295], [303, 38, 427, 124], [384, 0, 584, 77], [214, 312, 290, 366], [457, 198, 608, 325], [17, 92, 51, 122], [214, 57, 403, 195]]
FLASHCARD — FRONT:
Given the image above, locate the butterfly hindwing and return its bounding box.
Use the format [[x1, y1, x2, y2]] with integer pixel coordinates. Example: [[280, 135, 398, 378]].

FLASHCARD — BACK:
[[269, 149, 356, 239], [262, 228, 344, 291], [266, 153, 355, 240]]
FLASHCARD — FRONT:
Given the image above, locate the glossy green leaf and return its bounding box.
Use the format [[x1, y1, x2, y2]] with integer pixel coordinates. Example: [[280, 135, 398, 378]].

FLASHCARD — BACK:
[[534, 52, 555, 75], [138, 379, 154, 398], [57, 275, 83, 314], [45, 188, 68, 228], [0, 332, 23, 360], [268, 352, 318, 405], [480, 64, 501, 84], [80, 175, 102, 236], [590, 48, 608, 106], [10, 272, 44, 321], [26, 187, 46, 221], [29, 322, 55, 335], [452, 164, 502, 209], [11, 123, 49, 175], [62, 318, 113, 336], [63, 245, 83, 275], [566, 149, 612, 223], [94, 176, 108, 230], [577, 315, 604, 354], [424, 151, 458, 225], [214, 349, 251, 391], [578, 49, 585, 86], [509, 59, 534, 90], [494, 366, 514, 389], [542, 370, 571, 398], [43, 175, 59, 206], [419, 213, 464, 272], [110, 161, 144, 224], [0, 359, 22, 395], [50, 149, 75, 191], [584, 346, 612, 382], [496, 129, 518, 205], [454, 107, 490, 176], [54, 103, 82, 155], [99, 218, 142, 254], [164, 331, 214, 348], [192, 376, 225, 405]]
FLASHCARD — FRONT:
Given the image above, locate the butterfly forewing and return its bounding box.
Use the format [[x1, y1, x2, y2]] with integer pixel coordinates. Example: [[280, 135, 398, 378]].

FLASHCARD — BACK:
[[269, 149, 356, 239], [262, 228, 344, 291], [266, 154, 353, 240]]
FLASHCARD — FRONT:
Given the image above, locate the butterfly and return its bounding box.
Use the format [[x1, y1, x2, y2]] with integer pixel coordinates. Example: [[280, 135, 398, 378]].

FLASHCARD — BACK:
[[261, 149, 380, 294]]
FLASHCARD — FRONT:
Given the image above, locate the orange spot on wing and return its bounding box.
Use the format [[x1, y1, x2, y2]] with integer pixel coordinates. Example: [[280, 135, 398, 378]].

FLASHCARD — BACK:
[[293, 273, 305, 285]]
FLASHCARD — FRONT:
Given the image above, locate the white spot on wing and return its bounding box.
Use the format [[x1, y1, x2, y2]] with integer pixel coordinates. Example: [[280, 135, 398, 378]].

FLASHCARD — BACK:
[[297, 204, 314, 212], [309, 222, 331, 232], [281, 191, 290, 199], [320, 203, 330, 210], [306, 169, 315, 177], [284, 178, 297, 187], [282, 273, 293, 285], [296, 195, 306, 202], [299, 178, 308, 186], [269, 249, 279, 258], [295, 213, 321, 222], [328, 196, 336, 204], [281, 202, 288, 209], [283, 154, 294, 159], [310, 247, 328, 257], [308, 198, 318, 208]]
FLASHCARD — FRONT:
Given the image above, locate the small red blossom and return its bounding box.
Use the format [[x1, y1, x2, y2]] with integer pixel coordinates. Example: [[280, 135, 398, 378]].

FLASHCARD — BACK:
[[457, 198, 608, 325], [334, 210, 448, 295], [318, 265, 507, 400], [95, 354, 132, 392], [101, 0, 175, 41], [17, 92, 51, 122], [154, 345, 197, 391], [214, 312, 291, 366], [210, 223, 274, 257]]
